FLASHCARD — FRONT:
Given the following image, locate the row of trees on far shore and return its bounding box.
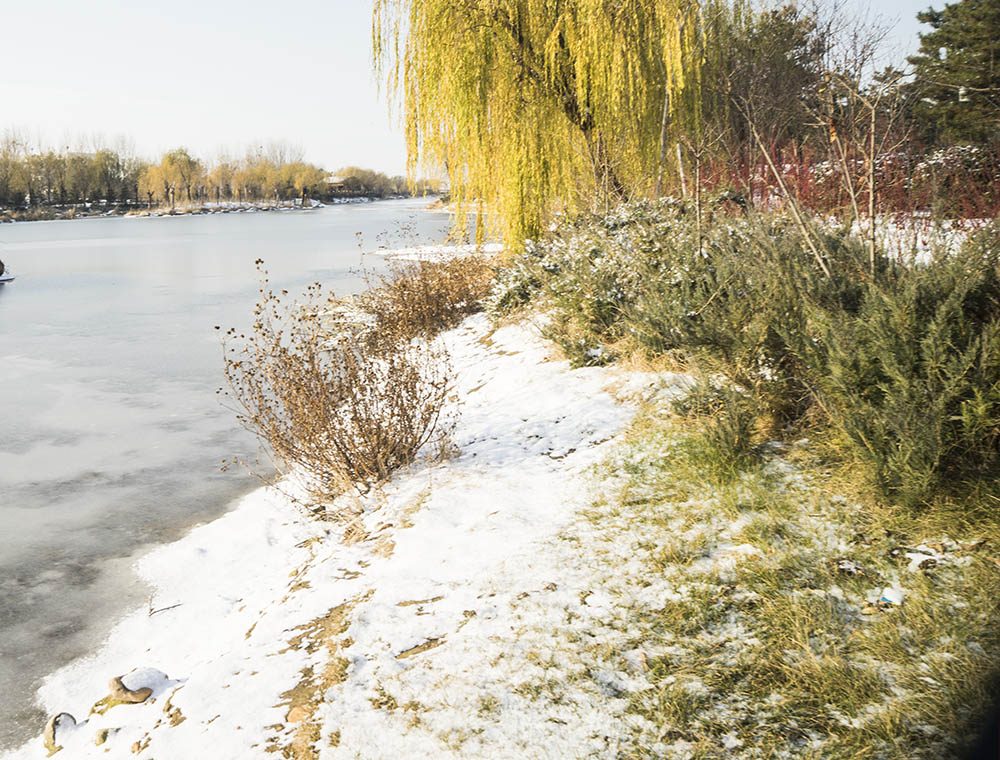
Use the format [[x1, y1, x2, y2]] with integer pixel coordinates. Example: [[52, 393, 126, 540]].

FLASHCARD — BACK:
[[0, 137, 435, 209]]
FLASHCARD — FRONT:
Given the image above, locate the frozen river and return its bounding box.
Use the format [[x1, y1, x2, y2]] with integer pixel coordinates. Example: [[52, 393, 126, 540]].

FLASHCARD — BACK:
[[0, 199, 450, 749]]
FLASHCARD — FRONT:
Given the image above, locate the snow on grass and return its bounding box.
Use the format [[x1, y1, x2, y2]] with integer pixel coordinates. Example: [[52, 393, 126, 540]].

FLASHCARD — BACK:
[[855, 215, 990, 264], [373, 242, 504, 262], [580, 405, 1000, 759]]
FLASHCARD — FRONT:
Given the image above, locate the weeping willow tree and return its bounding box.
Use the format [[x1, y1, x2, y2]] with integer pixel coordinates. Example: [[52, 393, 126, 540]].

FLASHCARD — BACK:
[[373, 0, 703, 244]]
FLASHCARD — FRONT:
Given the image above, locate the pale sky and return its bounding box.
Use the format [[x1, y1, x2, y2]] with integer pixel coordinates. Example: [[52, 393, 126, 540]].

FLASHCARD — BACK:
[[0, 0, 941, 174], [0, 0, 408, 173], [850, 0, 935, 63]]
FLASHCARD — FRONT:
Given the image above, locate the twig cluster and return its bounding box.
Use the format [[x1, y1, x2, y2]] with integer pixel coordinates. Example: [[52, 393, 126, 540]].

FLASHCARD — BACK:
[[219, 256, 492, 519]]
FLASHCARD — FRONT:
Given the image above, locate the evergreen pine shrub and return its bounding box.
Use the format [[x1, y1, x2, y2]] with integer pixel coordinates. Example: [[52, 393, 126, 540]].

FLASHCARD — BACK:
[[485, 239, 547, 315], [486, 200, 698, 365], [627, 215, 867, 424], [491, 198, 1000, 506], [805, 224, 1000, 504], [672, 380, 759, 476]]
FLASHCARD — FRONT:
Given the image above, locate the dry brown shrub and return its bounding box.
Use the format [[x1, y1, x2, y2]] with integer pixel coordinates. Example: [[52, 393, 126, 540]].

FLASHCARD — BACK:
[[220, 262, 454, 518], [360, 256, 496, 346]]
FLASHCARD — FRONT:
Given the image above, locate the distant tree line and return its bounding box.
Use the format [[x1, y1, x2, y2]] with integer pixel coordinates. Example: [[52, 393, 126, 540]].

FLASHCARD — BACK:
[[332, 166, 439, 198], [0, 136, 437, 210], [0, 135, 147, 208], [138, 147, 328, 208]]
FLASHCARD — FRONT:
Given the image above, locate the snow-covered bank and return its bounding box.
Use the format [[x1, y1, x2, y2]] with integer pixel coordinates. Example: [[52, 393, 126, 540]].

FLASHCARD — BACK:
[[374, 242, 504, 261], [130, 198, 363, 218], [0, 196, 404, 224], [4, 313, 676, 759]]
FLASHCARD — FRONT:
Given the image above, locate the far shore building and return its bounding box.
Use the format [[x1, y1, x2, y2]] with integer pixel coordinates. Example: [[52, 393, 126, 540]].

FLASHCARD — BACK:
[[326, 175, 347, 194]]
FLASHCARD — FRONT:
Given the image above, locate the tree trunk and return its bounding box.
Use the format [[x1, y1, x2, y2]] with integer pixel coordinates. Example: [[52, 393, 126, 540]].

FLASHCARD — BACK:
[[676, 143, 688, 198], [867, 103, 877, 277], [656, 84, 671, 197], [695, 150, 703, 254], [584, 126, 627, 202]]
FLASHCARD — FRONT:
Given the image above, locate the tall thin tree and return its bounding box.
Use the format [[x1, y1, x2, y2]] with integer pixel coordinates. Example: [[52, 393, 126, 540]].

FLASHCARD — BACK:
[[374, 0, 702, 244]]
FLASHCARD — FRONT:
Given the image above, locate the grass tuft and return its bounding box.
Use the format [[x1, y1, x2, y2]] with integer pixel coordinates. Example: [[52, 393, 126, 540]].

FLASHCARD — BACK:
[[584, 398, 1000, 758]]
